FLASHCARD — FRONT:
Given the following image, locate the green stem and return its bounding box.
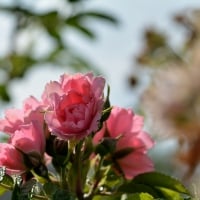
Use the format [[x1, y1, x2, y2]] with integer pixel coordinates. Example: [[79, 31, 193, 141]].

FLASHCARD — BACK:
[[86, 157, 104, 200], [76, 142, 84, 200], [60, 167, 68, 189]]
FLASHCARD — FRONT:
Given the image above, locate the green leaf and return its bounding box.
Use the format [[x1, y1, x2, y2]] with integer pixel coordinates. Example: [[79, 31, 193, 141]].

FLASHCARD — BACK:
[[104, 85, 111, 110], [134, 172, 190, 194], [0, 187, 7, 196], [103, 170, 123, 192], [95, 137, 117, 157], [82, 11, 118, 24], [0, 172, 13, 192], [44, 182, 75, 199], [9, 54, 35, 78], [40, 11, 62, 42], [67, 21, 96, 39], [11, 183, 21, 200], [68, 11, 118, 25], [98, 86, 112, 131], [93, 194, 121, 200], [66, 11, 118, 40], [118, 182, 159, 197], [157, 187, 190, 200], [0, 84, 10, 102], [43, 182, 59, 198], [133, 172, 192, 199], [126, 193, 154, 200], [17, 179, 37, 200], [52, 189, 76, 200], [113, 147, 134, 160]]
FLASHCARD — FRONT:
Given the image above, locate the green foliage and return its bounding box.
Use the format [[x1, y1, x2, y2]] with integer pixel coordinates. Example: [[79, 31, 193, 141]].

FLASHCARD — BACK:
[[118, 172, 191, 200], [0, 1, 118, 103], [0, 173, 13, 196], [0, 160, 193, 200], [43, 182, 76, 200], [13, 179, 37, 200], [126, 193, 154, 200], [66, 11, 118, 39], [0, 84, 10, 102]]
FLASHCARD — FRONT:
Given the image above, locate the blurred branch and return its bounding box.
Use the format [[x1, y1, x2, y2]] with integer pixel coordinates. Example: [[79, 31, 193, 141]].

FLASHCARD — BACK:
[[0, 0, 118, 103]]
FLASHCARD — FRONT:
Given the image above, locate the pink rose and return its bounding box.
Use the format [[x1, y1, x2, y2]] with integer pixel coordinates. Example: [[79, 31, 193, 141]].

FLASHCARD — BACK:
[[23, 96, 44, 125], [0, 121, 45, 175], [93, 106, 154, 179], [42, 73, 105, 140], [10, 121, 45, 156], [0, 96, 45, 135], [0, 108, 24, 134], [0, 143, 26, 175]]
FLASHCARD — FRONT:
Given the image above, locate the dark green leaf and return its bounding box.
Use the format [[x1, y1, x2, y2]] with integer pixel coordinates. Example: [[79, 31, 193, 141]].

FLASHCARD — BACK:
[[133, 172, 192, 199], [95, 137, 117, 157], [0, 187, 7, 196], [0, 173, 13, 190], [126, 193, 154, 200], [52, 189, 76, 200], [43, 182, 59, 197], [104, 85, 111, 110], [133, 172, 190, 194], [113, 147, 134, 160], [0, 172, 13, 196], [118, 182, 159, 197], [44, 182, 75, 199], [17, 179, 37, 200], [9, 54, 35, 78], [98, 86, 112, 127], [0, 84, 10, 102], [67, 11, 118, 25], [11, 183, 21, 200], [93, 194, 121, 200], [81, 11, 118, 24], [104, 171, 123, 191], [40, 11, 62, 42], [157, 187, 191, 200], [67, 22, 96, 39]]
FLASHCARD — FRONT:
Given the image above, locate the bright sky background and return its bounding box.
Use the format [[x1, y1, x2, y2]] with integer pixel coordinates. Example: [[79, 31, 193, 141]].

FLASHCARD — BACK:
[[1, 0, 200, 113]]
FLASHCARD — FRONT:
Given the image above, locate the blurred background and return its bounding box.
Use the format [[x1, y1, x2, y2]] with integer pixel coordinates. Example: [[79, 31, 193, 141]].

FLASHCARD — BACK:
[[1, 0, 200, 196]]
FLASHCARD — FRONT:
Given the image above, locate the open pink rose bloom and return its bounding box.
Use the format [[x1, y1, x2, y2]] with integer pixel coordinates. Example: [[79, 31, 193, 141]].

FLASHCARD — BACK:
[[42, 73, 105, 140], [93, 106, 154, 179]]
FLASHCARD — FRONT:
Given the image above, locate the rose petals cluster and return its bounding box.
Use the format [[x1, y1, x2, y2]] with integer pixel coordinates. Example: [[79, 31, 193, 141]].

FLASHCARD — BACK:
[[0, 96, 46, 175], [0, 121, 45, 175], [42, 72, 105, 140], [0, 96, 44, 134], [0, 73, 105, 174], [93, 106, 154, 179]]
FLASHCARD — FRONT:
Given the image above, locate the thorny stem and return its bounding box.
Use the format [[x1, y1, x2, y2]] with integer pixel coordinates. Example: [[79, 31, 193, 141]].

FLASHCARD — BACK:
[[76, 141, 84, 200]]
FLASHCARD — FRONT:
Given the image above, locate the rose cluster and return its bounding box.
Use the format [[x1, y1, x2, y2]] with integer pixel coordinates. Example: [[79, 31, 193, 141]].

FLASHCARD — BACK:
[[0, 73, 154, 198]]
